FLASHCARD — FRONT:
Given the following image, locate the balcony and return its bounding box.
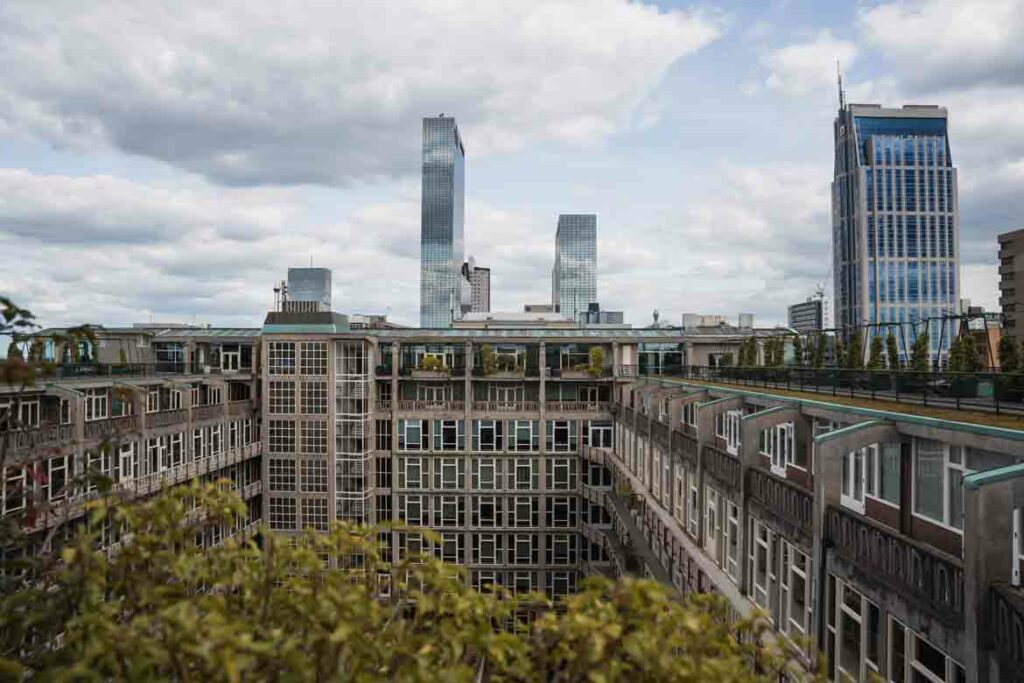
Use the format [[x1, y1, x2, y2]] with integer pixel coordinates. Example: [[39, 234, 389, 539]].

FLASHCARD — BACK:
[[702, 444, 740, 491], [145, 408, 188, 429], [84, 414, 140, 441], [989, 583, 1024, 680], [671, 428, 698, 465], [544, 401, 610, 413], [396, 400, 465, 412], [650, 419, 669, 448], [227, 400, 254, 417], [375, 399, 392, 412], [745, 467, 813, 534], [825, 505, 963, 623], [472, 401, 539, 413], [194, 403, 225, 421], [1, 423, 75, 452]]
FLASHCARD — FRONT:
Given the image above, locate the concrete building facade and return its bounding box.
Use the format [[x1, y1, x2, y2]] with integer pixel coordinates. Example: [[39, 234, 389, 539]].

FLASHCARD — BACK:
[[788, 299, 824, 333], [999, 228, 1024, 342]]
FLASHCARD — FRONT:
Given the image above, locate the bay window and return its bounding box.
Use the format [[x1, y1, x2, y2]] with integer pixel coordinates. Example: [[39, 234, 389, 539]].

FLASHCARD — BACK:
[[913, 439, 970, 531]]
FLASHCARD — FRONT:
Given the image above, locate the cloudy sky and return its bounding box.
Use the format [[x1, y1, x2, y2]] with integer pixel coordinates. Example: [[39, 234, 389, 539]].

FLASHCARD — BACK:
[[1, 0, 1021, 329]]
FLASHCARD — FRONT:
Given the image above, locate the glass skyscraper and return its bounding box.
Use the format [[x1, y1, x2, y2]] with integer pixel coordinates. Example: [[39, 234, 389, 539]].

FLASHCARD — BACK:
[[832, 104, 959, 363], [551, 214, 597, 321], [420, 116, 465, 328]]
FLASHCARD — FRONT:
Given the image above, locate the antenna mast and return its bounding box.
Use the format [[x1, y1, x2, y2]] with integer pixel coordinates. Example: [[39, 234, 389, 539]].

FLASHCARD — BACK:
[[837, 60, 846, 110]]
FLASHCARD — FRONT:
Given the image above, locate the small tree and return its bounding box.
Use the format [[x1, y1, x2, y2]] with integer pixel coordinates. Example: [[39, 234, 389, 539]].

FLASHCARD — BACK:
[[911, 332, 931, 372], [886, 331, 900, 370], [998, 335, 1020, 373], [720, 352, 734, 367], [833, 335, 846, 368], [792, 335, 803, 366], [587, 346, 604, 377], [867, 335, 884, 370], [811, 332, 826, 368], [846, 332, 864, 369]]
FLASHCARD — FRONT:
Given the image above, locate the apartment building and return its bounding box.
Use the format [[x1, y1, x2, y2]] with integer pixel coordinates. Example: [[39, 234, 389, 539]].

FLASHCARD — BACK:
[[610, 378, 1024, 681], [0, 325, 263, 553], [999, 228, 1023, 342]]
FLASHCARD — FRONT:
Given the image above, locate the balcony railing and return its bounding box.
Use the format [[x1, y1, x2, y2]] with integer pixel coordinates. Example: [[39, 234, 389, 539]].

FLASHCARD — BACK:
[[825, 505, 964, 622], [545, 401, 610, 413], [227, 400, 253, 417], [990, 583, 1024, 680], [375, 400, 392, 412], [746, 467, 813, 533], [145, 408, 188, 429], [472, 401, 539, 412], [650, 419, 669, 448], [1, 422, 75, 451], [702, 444, 740, 490], [396, 400, 465, 412], [671, 428, 698, 465], [84, 415, 139, 441], [194, 403, 224, 421]]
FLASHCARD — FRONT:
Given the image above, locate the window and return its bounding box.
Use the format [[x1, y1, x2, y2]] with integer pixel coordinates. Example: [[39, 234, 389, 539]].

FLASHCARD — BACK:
[[375, 419, 392, 451], [474, 496, 500, 527], [687, 467, 700, 537], [300, 342, 328, 375], [473, 458, 499, 490], [913, 439, 971, 531], [433, 457, 464, 489], [269, 459, 296, 492], [300, 460, 328, 493], [760, 422, 796, 475], [724, 410, 742, 454], [268, 497, 296, 530], [747, 518, 776, 613], [118, 442, 138, 483], [512, 534, 537, 564], [473, 420, 503, 452], [888, 617, 964, 683], [268, 381, 295, 414], [547, 458, 577, 490], [546, 420, 577, 452], [85, 388, 108, 422], [268, 342, 296, 375], [585, 421, 612, 448], [681, 402, 697, 427], [547, 533, 576, 565], [509, 420, 539, 452], [432, 420, 464, 451], [44, 454, 69, 502], [300, 381, 327, 414], [147, 389, 160, 413], [780, 542, 811, 644], [547, 496, 577, 527], [300, 420, 327, 454], [866, 442, 901, 506], [548, 571, 576, 601], [221, 344, 240, 372], [474, 533, 502, 564], [434, 496, 463, 527], [300, 499, 329, 532], [268, 420, 296, 454], [510, 458, 538, 490], [400, 457, 423, 488], [402, 495, 425, 525], [398, 420, 427, 451], [724, 501, 740, 582], [509, 497, 538, 527], [826, 575, 881, 682], [2, 467, 26, 514], [705, 486, 721, 564], [841, 446, 868, 513]]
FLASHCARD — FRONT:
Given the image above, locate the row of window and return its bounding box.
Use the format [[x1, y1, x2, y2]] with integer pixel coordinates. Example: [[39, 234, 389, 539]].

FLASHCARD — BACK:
[[267, 341, 329, 376], [394, 456, 578, 491], [390, 419, 611, 453], [392, 530, 579, 566], [395, 494, 578, 529], [267, 380, 328, 415]]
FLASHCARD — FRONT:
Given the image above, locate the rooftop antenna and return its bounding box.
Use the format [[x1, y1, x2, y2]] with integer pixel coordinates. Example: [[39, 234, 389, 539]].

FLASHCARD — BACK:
[[837, 59, 846, 110]]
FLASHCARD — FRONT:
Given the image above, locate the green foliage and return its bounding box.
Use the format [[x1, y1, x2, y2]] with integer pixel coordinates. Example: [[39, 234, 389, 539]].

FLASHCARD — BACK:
[[792, 335, 803, 366], [0, 485, 794, 681], [417, 354, 450, 374], [720, 352, 734, 367], [832, 335, 846, 369], [737, 337, 759, 367], [480, 343, 496, 375], [998, 335, 1020, 374], [910, 332, 931, 372], [845, 332, 863, 369], [867, 335, 884, 370], [947, 335, 982, 373], [587, 346, 604, 377], [811, 333, 825, 368], [885, 332, 900, 371]]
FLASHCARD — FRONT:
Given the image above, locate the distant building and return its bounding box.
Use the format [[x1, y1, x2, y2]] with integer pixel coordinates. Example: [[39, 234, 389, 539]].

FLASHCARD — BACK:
[[580, 302, 624, 326], [454, 311, 573, 329], [788, 299, 823, 333], [551, 214, 597, 320], [463, 259, 490, 313], [420, 115, 466, 328], [832, 102, 960, 362], [525, 303, 558, 313], [284, 268, 332, 312], [999, 228, 1023, 341]]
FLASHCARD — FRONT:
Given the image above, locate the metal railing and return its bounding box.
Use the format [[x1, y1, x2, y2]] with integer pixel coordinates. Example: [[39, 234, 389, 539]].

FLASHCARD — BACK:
[[44, 361, 254, 379], [1, 422, 75, 451], [194, 403, 225, 421], [825, 505, 963, 622], [746, 467, 813, 533], [621, 364, 1024, 416], [702, 444, 741, 491], [84, 414, 140, 440], [396, 400, 466, 412], [471, 401, 540, 412], [145, 408, 188, 429], [544, 401, 610, 413]]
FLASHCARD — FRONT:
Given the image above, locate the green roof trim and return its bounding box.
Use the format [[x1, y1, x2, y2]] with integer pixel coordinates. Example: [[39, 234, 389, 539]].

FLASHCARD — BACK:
[[964, 463, 1024, 490], [262, 324, 345, 334], [656, 378, 1024, 442], [813, 420, 889, 445], [741, 404, 793, 422]]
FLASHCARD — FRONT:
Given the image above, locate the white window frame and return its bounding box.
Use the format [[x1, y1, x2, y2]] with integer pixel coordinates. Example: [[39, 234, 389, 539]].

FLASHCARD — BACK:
[[911, 440, 971, 533], [841, 445, 869, 514]]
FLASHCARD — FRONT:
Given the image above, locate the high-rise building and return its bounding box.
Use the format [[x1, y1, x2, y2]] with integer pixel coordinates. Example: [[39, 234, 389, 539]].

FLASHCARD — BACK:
[[833, 102, 960, 363], [420, 115, 465, 328], [788, 298, 823, 333], [999, 228, 1023, 342], [464, 260, 490, 313], [551, 214, 597, 321]]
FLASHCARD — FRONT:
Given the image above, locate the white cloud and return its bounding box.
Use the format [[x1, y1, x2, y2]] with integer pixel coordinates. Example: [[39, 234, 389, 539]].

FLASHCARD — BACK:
[[761, 30, 856, 95], [0, 0, 722, 186], [860, 0, 1024, 90]]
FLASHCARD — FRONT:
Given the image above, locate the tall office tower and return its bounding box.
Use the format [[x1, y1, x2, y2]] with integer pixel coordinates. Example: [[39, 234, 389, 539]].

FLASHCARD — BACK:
[[464, 258, 491, 313], [833, 101, 960, 363], [551, 214, 597, 322], [420, 115, 466, 328]]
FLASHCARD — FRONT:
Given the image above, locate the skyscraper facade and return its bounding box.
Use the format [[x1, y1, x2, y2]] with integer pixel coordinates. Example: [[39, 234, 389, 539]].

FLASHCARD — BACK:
[[420, 116, 465, 328], [787, 299, 823, 333], [466, 262, 491, 313], [551, 214, 597, 321], [832, 103, 960, 362]]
